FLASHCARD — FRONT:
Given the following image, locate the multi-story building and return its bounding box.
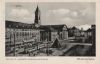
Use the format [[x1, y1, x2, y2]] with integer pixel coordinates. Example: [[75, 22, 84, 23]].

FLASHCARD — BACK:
[[5, 21, 41, 55], [84, 25, 96, 43], [68, 26, 81, 37]]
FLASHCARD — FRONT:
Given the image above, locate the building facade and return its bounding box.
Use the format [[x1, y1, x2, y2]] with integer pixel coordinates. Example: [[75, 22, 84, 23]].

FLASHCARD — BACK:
[[5, 21, 41, 55]]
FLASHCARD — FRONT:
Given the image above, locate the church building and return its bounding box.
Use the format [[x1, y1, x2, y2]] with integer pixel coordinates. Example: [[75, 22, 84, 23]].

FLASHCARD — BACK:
[[5, 6, 68, 55], [34, 6, 68, 42]]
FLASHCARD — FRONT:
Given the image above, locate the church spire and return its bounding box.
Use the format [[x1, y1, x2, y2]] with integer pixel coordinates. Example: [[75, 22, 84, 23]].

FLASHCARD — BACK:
[[36, 5, 39, 11], [34, 5, 41, 27]]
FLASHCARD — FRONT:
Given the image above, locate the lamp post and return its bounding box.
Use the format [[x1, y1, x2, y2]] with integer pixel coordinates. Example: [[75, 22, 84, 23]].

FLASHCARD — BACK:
[[44, 39, 49, 56], [9, 30, 12, 55], [47, 42, 49, 56], [35, 26, 39, 51], [13, 28, 16, 56]]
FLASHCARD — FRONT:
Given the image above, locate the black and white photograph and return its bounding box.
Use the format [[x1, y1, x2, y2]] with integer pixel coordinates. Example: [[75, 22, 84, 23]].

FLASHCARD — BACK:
[[5, 2, 96, 56]]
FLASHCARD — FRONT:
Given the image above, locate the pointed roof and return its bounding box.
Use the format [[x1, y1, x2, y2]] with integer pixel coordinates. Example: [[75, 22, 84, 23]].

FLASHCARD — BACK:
[[35, 5, 40, 12], [51, 38, 61, 48], [86, 28, 92, 32], [72, 26, 77, 30]]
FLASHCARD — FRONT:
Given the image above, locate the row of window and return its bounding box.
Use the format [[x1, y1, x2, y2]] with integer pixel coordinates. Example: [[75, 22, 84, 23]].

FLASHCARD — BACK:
[[15, 32, 40, 37], [6, 31, 40, 38], [7, 28, 39, 31]]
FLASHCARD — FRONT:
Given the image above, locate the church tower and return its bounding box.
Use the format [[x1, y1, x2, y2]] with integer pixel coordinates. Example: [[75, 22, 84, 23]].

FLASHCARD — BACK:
[[34, 6, 41, 27]]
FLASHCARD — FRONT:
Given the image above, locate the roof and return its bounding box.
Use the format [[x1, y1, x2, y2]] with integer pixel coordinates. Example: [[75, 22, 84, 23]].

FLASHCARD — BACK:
[[5, 20, 37, 29], [86, 28, 92, 32], [71, 26, 78, 30], [39, 24, 67, 31], [35, 6, 40, 14], [6, 20, 67, 31]]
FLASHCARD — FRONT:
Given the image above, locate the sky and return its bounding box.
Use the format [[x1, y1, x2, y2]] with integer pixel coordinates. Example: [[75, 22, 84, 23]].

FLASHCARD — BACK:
[[5, 2, 95, 30]]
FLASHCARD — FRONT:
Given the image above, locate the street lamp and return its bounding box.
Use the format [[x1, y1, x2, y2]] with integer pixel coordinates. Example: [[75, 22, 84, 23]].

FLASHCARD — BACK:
[[13, 28, 16, 56], [44, 39, 49, 56]]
